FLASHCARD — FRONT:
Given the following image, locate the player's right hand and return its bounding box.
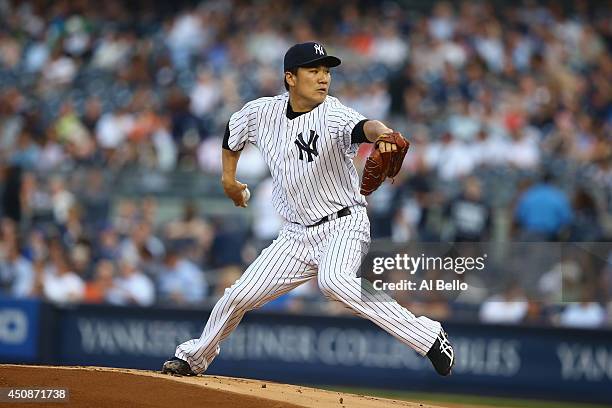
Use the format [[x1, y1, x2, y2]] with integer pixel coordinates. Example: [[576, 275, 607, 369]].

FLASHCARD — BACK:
[[222, 178, 248, 208]]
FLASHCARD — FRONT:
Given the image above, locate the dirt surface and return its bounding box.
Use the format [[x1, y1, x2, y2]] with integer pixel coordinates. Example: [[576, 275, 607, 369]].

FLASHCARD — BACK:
[[0, 364, 446, 408]]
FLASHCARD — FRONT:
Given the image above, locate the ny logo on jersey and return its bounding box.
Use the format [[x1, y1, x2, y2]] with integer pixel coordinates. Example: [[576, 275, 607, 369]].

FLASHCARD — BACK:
[[295, 130, 319, 162], [314, 43, 325, 55]]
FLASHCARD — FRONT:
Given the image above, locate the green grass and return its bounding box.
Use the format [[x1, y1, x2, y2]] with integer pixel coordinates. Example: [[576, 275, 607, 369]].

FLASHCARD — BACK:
[[318, 386, 612, 408]]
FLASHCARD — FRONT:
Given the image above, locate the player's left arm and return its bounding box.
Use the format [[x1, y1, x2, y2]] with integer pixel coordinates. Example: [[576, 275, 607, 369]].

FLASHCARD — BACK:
[[340, 104, 404, 154]]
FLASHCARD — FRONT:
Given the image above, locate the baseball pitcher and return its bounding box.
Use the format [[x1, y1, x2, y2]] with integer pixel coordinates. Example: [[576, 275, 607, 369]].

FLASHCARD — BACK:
[[162, 42, 455, 377]]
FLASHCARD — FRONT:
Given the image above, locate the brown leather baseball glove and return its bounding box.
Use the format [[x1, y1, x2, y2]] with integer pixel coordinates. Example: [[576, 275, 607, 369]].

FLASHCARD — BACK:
[[360, 132, 410, 196]]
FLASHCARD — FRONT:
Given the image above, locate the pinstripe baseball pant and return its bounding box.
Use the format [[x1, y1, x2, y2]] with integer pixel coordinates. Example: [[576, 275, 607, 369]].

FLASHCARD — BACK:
[[175, 206, 441, 374]]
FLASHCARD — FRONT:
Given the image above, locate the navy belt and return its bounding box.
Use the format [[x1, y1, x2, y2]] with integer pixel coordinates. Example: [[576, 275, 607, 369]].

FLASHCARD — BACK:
[[296, 207, 352, 228]]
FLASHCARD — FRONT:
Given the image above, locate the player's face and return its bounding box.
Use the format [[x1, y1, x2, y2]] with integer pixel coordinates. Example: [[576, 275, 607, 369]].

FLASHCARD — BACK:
[[291, 65, 331, 106]]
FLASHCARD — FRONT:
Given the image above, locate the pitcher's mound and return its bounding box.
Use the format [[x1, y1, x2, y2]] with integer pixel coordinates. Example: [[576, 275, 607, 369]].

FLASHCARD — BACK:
[[0, 364, 445, 408]]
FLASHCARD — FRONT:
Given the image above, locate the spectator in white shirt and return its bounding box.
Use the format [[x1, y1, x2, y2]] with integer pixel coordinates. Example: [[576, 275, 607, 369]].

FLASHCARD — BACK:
[[472, 128, 508, 167], [107, 256, 155, 307], [95, 106, 134, 151], [119, 221, 165, 264], [49, 177, 75, 226], [560, 302, 606, 329], [43, 242, 84, 304], [559, 287, 606, 329], [190, 69, 221, 117], [425, 132, 476, 180], [480, 283, 529, 324], [157, 248, 207, 305], [505, 128, 540, 170]]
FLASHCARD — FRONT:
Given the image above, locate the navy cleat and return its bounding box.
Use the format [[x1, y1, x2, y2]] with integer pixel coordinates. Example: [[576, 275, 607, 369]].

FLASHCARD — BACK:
[[426, 329, 455, 376], [161, 357, 197, 376]]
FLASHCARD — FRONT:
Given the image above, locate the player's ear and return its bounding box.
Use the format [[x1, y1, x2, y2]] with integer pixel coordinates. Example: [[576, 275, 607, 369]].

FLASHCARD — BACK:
[[285, 71, 296, 88]]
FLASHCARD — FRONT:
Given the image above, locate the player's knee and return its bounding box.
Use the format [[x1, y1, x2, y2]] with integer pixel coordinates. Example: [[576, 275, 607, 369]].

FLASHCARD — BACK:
[[226, 287, 258, 311], [317, 276, 343, 300]]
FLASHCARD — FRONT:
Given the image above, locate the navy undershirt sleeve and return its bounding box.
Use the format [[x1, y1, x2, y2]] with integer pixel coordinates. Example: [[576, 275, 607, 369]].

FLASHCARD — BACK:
[[351, 119, 371, 144]]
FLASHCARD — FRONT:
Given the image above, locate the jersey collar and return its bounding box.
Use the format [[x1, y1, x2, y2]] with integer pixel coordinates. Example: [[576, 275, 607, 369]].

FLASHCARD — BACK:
[[286, 98, 325, 120]]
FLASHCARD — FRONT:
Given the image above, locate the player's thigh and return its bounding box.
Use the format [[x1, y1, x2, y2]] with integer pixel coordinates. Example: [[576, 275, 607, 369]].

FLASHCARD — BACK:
[[317, 228, 369, 296], [223, 233, 315, 307]]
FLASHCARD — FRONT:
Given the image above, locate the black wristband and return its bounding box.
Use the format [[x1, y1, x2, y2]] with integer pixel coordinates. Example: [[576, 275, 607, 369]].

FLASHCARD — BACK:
[[351, 119, 371, 144]]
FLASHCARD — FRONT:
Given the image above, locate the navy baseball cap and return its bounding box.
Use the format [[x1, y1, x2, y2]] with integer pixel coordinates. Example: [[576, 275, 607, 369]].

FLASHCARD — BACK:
[[283, 42, 341, 72]]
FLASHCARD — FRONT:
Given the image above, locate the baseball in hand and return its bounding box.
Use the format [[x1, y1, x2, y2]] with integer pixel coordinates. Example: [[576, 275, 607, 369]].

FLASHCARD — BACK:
[[242, 187, 251, 203]]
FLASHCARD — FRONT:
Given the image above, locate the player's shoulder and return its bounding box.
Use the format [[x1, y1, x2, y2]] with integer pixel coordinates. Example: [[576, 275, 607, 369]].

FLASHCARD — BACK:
[[245, 93, 288, 111], [232, 94, 286, 122], [325, 95, 341, 107], [325, 95, 351, 111]]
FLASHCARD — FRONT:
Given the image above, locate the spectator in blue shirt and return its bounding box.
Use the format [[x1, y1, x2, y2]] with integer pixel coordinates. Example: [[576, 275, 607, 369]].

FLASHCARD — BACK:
[[514, 172, 573, 240]]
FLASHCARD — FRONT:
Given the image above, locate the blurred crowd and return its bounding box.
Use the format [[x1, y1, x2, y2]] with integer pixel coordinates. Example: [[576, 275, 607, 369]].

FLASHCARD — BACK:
[[0, 0, 611, 327]]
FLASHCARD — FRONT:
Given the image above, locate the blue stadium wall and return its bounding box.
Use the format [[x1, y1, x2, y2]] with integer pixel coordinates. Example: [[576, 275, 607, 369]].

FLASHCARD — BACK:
[[1, 297, 611, 404]]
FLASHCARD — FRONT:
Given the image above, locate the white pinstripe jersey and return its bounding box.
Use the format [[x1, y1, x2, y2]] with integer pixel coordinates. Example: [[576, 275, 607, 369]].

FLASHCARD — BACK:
[[226, 93, 367, 225]]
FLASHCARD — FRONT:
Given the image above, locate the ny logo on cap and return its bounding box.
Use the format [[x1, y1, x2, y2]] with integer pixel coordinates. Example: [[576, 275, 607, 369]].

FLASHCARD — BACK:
[[314, 44, 325, 55]]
